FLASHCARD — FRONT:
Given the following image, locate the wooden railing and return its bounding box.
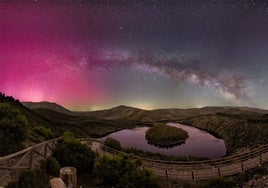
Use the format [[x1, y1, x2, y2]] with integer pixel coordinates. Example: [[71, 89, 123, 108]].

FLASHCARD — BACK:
[[81, 138, 268, 181], [0, 138, 59, 186], [1, 137, 268, 186]]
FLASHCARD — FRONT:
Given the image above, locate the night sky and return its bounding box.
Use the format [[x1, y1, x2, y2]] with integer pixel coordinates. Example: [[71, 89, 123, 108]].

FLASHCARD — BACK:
[[1, 0, 268, 111]]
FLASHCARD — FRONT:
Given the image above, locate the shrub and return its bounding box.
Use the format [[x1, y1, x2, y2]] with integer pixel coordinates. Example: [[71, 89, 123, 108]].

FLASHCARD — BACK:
[[104, 137, 121, 150], [40, 156, 61, 176], [53, 132, 95, 173], [94, 154, 159, 188], [17, 170, 48, 188], [32, 126, 53, 139], [202, 177, 236, 188]]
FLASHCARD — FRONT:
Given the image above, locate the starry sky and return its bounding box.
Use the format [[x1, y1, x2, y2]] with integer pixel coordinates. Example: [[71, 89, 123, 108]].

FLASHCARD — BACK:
[[1, 0, 268, 111]]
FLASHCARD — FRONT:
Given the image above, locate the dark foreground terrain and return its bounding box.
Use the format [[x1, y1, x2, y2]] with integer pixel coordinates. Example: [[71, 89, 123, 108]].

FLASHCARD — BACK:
[[1, 92, 268, 187]]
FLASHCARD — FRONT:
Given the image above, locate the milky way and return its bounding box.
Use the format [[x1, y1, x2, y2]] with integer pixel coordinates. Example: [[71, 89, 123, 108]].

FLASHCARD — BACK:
[[1, 1, 268, 110]]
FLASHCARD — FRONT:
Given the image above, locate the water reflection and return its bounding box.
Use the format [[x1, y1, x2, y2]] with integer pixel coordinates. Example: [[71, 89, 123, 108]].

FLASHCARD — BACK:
[[101, 123, 226, 159]]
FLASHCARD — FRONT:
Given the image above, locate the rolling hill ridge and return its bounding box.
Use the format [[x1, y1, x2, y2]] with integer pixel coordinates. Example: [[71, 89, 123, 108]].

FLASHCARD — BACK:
[[2, 95, 268, 155]]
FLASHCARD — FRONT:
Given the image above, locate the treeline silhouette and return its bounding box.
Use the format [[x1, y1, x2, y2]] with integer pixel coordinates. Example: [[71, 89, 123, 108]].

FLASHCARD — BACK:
[[0, 92, 21, 104]]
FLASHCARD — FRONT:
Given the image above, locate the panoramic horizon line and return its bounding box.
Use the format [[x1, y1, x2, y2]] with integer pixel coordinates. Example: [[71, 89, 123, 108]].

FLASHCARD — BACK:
[[21, 100, 268, 112]]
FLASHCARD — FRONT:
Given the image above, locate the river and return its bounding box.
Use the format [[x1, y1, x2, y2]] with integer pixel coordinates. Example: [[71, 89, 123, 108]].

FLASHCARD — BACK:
[[101, 123, 226, 159]]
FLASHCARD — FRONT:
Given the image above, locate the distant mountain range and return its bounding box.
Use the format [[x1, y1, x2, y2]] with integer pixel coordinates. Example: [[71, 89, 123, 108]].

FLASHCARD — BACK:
[[22, 101, 268, 122]]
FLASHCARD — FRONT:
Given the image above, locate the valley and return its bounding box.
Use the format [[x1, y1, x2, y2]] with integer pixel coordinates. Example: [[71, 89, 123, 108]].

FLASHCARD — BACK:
[[2, 93, 268, 187]]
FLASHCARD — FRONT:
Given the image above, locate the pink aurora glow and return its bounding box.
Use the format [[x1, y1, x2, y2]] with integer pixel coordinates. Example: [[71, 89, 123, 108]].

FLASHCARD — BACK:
[[0, 2, 108, 110], [0, 34, 106, 109]]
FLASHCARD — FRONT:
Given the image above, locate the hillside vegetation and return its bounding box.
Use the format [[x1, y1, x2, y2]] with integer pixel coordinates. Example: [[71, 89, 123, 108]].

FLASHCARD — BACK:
[[0, 93, 57, 156], [32, 108, 135, 137], [182, 113, 268, 154], [0, 102, 28, 155], [2, 91, 268, 156], [0, 93, 131, 156]]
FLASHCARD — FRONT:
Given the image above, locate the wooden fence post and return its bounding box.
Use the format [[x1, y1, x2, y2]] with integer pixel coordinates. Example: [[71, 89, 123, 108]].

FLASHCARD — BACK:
[[192, 170, 195, 181], [241, 161, 244, 172], [165, 170, 168, 180], [29, 150, 33, 169], [44, 144, 47, 158], [260, 154, 262, 165], [218, 167, 221, 177], [51, 142, 54, 151]]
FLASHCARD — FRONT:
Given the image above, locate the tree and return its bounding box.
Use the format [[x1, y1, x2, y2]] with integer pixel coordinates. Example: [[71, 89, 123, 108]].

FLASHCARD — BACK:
[[32, 126, 53, 139]]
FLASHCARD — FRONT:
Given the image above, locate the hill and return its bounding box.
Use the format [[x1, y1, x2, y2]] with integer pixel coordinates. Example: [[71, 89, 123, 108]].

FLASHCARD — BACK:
[[22, 101, 268, 122], [3, 95, 268, 155], [0, 93, 56, 155], [0, 94, 130, 156], [32, 108, 131, 137], [81, 105, 151, 123], [83, 105, 268, 123], [22, 101, 72, 114], [181, 112, 268, 154]]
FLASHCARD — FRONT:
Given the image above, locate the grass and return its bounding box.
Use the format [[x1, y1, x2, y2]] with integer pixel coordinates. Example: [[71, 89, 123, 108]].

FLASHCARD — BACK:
[[123, 147, 208, 161]]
